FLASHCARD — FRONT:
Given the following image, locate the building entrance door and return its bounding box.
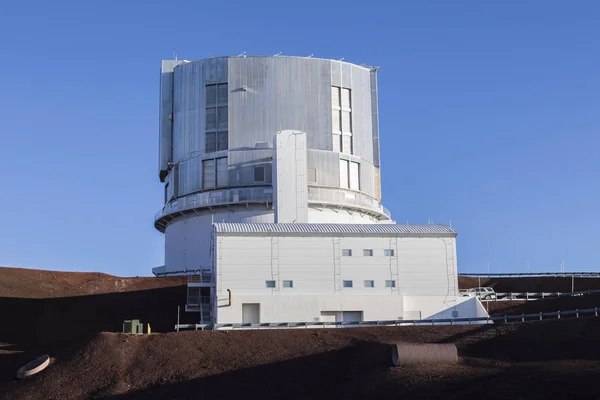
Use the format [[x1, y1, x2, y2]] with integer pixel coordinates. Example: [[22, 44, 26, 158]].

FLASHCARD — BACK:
[[242, 303, 260, 324]]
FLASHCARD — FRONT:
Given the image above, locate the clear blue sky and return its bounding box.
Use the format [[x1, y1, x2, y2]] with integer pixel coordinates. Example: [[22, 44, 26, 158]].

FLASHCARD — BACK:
[[1, 1, 598, 276]]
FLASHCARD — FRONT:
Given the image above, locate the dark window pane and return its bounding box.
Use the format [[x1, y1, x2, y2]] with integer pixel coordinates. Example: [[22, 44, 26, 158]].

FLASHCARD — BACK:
[[205, 133, 216, 153], [206, 85, 217, 107], [217, 106, 228, 129], [254, 166, 265, 182], [217, 84, 228, 105], [217, 131, 228, 151], [206, 108, 217, 130]]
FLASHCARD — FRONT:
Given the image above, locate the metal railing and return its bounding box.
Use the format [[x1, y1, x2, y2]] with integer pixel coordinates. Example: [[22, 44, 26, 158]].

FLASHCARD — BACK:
[[155, 186, 274, 231], [186, 295, 212, 306], [188, 270, 214, 285], [307, 187, 391, 219], [477, 289, 600, 302], [459, 272, 600, 278], [175, 306, 600, 331]]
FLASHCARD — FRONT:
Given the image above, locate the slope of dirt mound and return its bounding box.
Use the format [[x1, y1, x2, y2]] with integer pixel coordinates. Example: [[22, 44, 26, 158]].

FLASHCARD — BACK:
[[3, 319, 600, 400], [458, 275, 600, 293], [0, 266, 185, 298]]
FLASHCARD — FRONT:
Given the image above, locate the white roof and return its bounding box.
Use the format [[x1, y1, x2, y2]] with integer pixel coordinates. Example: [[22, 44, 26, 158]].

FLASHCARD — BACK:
[[213, 223, 456, 237]]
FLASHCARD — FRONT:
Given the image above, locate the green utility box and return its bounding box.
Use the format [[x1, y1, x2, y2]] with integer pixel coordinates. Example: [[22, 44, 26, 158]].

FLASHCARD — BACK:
[[123, 319, 144, 334]]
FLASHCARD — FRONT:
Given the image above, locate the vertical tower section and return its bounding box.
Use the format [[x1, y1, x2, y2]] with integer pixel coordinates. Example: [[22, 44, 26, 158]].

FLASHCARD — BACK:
[[273, 130, 308, 223], [154, 56, 392, 276]]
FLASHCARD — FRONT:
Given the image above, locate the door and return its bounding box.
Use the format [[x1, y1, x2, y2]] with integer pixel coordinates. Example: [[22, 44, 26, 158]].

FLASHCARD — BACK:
[[242, 303, 260, 324], [341, 311, 363, 322]]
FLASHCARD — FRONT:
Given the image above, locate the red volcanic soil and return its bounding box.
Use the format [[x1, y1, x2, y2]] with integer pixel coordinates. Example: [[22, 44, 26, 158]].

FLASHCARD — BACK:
[[2, 267, 600, 399]]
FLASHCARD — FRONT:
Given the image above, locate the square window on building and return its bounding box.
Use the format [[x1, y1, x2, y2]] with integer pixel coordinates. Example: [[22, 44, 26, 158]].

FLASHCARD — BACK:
[[205, 132, 216, 153], [217, 131, 228, 151], [339, 159, 349, 189], [343, 280, 353, 288], [283, 280, 293, 288], [307, 168, 317, 184], [364, 280, 374, 288], [385, 280, 396, 288], [254, 166, 265, 182], [265, 280, 276, 288], [363, 249, 373, 256], [384, 249, 395, 257], [342, 249, 352, 257], [206, 85, 217, 108]]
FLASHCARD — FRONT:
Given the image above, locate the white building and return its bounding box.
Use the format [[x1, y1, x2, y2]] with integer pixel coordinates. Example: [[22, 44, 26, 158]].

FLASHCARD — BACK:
[[206, 223, 486, 325]]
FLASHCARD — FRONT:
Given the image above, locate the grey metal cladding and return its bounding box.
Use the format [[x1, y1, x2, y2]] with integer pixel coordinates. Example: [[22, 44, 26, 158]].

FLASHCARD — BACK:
[[228, 57, 332, 152], [228, 149, 273, 186], [307, 149, 340, 187], [351, 65, 374, 164], [159, 60, 183, 181], [178, 155, 203, 195], [173, 61, 205, 164], [359, 160, 376, 197], [370, 69, 380, 168]]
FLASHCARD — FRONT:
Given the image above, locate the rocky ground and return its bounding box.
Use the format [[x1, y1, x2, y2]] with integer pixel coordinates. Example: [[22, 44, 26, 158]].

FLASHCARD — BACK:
[[1, 267, 600, 399]]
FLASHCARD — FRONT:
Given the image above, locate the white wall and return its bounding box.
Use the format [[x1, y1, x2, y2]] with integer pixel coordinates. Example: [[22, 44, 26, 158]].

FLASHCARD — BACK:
[[164, 206, 273, 272], [214, 234, 461, 324]]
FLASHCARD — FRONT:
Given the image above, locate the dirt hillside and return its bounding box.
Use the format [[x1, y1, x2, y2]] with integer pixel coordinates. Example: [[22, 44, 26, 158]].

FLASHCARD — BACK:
[[2, 267, 600, 399], [4, 319, 600, 399]]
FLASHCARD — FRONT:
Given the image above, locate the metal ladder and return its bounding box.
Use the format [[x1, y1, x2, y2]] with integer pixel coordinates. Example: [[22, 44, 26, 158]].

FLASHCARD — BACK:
[[443, 238, 458, 304]]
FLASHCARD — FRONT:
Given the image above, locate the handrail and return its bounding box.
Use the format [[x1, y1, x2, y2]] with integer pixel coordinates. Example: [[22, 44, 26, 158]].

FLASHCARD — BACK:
[[459, 272, 600, 278], [175, 306, 600, 331]]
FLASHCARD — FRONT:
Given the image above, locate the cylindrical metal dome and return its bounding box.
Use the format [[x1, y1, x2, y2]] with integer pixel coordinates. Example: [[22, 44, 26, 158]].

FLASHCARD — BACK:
[[154, 56, 391, 274]]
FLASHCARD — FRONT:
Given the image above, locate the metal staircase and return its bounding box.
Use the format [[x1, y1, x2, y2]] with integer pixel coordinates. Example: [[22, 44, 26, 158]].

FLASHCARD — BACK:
[[186, 270, 215, 324]]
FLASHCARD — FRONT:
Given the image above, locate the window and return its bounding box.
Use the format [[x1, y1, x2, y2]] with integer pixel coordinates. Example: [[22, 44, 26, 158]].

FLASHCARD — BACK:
[[385, 280, 396, 288], [384, 249, 394, 256], [364, 280, 374, 288], [164, 182, 169, 203], [254, 166, 265, 182], [205, 83, 228, 153], [339, 159, 349, 189], [339, 159, 360, 190], [265, 280, 276, 288], [283, 280, 293, 288], [363, 249, 373, 257], [343, 280, 353, 288], [331, 86, 352, 154], [307, 168, 317, 184], [342, 249, 352, 256], [203, 157, 228, 189]]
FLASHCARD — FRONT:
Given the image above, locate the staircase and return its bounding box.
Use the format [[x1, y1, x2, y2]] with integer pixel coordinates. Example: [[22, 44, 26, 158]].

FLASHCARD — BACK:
[[186, 270, 215, 324]]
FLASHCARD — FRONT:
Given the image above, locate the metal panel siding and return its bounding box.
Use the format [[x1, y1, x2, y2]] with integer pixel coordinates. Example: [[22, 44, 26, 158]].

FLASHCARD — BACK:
[[214, 223, 457, 236], [351, 65, 374, 164], [306, 149, 340, 187], [159, 60, 184, 179], [359, 160, 375, 197], [228, 57, 332, 152], [178, 155, 203, 195], [228, 149, 273, 186], [370, 69, 380, 168], [173, 62, 205, 163]]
